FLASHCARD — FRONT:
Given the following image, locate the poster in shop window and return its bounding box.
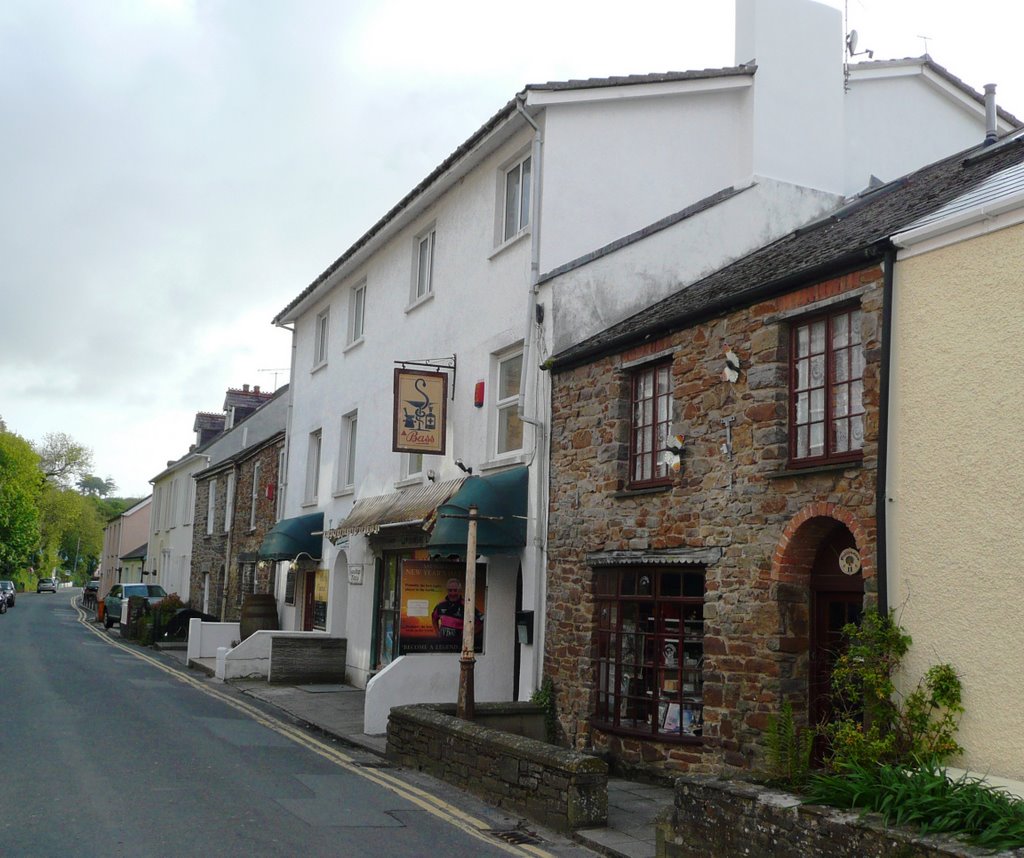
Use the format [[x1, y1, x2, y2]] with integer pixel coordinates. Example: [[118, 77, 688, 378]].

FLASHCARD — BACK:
[[399, 560, 485, 654]]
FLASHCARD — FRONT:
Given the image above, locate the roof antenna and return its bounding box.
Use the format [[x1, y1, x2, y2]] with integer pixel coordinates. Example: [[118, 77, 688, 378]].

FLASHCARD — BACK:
[[917, 34, 932, 57]]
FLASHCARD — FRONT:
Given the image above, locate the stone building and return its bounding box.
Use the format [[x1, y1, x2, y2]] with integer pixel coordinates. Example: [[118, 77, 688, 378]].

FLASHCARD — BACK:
[[192, 430, 286, 620], [541, 136, 1024, 777]]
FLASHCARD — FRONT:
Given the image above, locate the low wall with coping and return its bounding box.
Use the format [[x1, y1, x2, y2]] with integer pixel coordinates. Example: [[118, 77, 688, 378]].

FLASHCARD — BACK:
[[656, 776, 998, 858], [387, 702, 607, 832], [187, 618, 239, 662]]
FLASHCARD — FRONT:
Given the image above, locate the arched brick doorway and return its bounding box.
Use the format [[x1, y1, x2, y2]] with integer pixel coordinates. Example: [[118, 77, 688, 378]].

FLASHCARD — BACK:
[[772, 505, 867, 738]]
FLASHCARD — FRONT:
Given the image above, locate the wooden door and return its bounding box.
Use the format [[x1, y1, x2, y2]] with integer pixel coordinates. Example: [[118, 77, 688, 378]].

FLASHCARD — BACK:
[[302, 569, 316, 632]]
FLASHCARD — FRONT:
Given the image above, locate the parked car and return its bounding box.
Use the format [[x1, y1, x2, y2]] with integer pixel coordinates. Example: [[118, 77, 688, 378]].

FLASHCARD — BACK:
[[102, 583, 168, 628], [36, 578, 57, 594], [83, 578, 100, 607], [0, 580, 15, 607]]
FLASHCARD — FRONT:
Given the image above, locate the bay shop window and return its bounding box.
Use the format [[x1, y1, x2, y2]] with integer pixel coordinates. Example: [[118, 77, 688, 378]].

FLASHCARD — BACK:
[[593, 566, 705, 740]]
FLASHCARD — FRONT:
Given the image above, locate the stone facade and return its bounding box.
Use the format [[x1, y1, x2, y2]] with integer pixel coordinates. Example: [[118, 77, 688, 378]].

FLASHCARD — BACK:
[[189, 433, 284, 619], [545, 266, 883, 777]]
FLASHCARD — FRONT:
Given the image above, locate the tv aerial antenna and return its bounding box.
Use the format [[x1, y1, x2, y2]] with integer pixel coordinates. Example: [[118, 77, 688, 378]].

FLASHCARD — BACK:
[[258, 367, 288, 389]]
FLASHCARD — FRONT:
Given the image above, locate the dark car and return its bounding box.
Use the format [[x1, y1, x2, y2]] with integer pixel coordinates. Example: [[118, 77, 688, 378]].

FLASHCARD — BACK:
[[83, 578, 100, 607], [37, 577, 57, 594], [0, 580, 15, 607], [103, 583, 168, 628]]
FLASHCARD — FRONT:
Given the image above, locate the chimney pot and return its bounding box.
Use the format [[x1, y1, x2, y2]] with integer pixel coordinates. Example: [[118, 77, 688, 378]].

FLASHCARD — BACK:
[[243, 383, 250, 392], [254, 385, 260, 394], [984, 83, 998, 145]]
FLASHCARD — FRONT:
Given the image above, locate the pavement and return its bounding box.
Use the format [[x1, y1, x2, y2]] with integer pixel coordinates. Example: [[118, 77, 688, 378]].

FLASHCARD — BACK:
[[144, 642, 676, 858]]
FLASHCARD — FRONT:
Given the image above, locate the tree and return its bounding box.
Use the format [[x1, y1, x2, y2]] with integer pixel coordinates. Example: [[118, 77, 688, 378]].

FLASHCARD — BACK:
[[77, 474, 117, 497], [34, 432, 93, 487], [0, 430, 42, 575]]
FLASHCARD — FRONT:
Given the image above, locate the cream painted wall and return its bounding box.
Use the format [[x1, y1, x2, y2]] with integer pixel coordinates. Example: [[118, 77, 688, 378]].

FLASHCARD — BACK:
[[888, 221, 1024, 780]]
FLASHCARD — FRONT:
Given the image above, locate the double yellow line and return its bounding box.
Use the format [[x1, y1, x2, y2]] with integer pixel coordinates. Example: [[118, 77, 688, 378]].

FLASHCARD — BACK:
[[72, 597, 552, 857]]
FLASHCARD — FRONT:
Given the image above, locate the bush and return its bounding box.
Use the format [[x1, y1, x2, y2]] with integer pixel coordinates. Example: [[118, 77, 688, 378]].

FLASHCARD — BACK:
[[825, 610, 962, 770], [804, 758, 1024, 851]]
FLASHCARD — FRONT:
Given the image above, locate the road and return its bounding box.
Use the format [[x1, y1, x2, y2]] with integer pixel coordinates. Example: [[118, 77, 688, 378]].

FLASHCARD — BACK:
[[0, 589, 596, 858]]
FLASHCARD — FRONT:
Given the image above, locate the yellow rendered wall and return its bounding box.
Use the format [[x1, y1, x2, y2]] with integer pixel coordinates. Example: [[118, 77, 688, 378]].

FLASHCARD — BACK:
[[888, 221, 1024, 781]]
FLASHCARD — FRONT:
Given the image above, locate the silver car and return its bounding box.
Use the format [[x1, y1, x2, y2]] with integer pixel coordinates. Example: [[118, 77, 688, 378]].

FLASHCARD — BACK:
[[36, 577, 57, 594], [0, 580, 15, 607], [103, 583, 168, 628]]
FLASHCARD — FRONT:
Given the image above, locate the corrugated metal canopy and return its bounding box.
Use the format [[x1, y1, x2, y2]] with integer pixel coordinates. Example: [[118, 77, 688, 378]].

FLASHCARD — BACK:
[[326, 478, 465, 540]]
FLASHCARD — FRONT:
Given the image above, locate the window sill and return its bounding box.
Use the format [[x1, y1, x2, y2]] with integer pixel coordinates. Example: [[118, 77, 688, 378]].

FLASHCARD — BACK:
[[488, 228, 530, 260], [590, 720, 704, 746], [612, 483, 673, 499], [343, 337, 364, 355], [332, 486, 355, 498], [768, 459, 863, 479], [311, 360, 328, 375], [478, 453, 527, 473], [404, 292, 434, 314], [394, 475, 424, 489], [301, 500, 320, 509]]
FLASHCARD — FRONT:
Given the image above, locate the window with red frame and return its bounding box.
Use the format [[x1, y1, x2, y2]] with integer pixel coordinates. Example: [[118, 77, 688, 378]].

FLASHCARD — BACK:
[[630, 362, 672, 487], [790, 307, 864, 464], [593, 566, 705, 739]]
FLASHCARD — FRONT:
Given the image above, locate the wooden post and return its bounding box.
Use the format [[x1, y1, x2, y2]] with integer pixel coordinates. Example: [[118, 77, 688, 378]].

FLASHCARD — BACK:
[[457, 505, 478, 721]]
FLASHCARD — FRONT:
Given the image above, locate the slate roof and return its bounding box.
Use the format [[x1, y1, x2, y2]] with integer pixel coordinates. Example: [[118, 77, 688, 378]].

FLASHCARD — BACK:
[[119, 542, 148, 561], [550, 133, 1024, 371], [223, 386, 273, 410], [193, 412, 226, 434], [271, 66, 753, 325]]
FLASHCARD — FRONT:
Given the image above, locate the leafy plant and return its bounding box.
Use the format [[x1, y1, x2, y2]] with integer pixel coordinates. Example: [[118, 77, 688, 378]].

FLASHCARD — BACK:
[[804, 758, 1024, 851], [825, 610, 963, 770], [764, 700, 814, 787], [531, 677, 559, 744]]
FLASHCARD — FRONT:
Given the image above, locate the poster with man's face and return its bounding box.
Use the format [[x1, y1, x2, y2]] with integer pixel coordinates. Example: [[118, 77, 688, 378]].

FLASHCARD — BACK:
[[399, 560, 485, 654]]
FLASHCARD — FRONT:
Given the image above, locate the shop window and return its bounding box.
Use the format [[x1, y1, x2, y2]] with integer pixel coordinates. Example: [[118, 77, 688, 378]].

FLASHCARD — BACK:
[[593, 566, 704, 739]]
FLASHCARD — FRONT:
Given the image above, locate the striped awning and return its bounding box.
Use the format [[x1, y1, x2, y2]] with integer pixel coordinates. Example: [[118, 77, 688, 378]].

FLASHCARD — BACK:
[[325, 478, 465, 540]]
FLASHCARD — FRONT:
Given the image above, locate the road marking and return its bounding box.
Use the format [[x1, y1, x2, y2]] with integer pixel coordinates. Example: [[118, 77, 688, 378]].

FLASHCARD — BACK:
[[71, 597, 553, 858]]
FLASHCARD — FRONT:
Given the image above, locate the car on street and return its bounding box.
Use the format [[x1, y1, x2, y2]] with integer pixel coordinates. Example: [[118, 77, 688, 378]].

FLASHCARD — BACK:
[[0, 580, 15, 608], [36, 578, 57, 594], [83, 578, 100, 606], [102, 583, 168, 628]]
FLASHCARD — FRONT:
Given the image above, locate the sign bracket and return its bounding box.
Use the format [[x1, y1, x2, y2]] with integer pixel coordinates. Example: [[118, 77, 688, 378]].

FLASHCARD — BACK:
[[395, 355, 456, 400]]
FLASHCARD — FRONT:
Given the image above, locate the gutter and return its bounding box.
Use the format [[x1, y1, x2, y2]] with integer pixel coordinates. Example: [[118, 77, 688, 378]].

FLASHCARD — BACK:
[[875, 247, 895, 616]]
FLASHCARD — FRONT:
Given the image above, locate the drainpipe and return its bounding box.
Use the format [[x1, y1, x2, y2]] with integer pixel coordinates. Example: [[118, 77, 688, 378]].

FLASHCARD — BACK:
[[514, 95, 548, 697], [983, 84, 998, 146], [277, 321, 297, 625], [875, 248, 895, 616]]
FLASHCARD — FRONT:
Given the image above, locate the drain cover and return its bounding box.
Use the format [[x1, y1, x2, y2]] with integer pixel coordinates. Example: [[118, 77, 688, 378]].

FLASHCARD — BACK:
[[485, 829, 544, 846]]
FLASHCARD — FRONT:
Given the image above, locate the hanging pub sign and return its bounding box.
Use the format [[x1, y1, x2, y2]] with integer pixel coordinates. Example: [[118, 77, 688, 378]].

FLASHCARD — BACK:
[[393, 368, 447, 455]]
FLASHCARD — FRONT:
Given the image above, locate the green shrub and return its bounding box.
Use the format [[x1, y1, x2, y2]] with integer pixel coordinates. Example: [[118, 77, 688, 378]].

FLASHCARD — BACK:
[[804, 758, 1024, 851], [764, 700, 814, 788], [825, 610, 962, 770], [531, 677, 558, 744]]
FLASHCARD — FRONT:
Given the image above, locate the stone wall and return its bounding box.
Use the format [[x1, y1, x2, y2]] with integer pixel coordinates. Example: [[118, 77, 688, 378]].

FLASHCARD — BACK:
[[387, 703, 608, 831], [656, 776, 995, 858], [190, 472, 229, 615], [546, 266, 884, 777]]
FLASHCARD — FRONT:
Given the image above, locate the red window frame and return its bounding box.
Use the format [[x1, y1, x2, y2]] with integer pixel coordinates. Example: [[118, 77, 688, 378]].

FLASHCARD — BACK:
[[593, 567, 705, 741], [789, 307, 865, 466], [629, 361, 672, 488]]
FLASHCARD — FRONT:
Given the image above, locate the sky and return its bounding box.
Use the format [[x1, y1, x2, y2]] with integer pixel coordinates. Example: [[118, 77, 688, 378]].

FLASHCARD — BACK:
[[1, 0, 1021, 498]]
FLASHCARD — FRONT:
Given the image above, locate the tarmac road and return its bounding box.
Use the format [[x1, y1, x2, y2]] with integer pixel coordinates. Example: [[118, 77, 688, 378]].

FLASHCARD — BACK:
[[0, 589, 598, 858]]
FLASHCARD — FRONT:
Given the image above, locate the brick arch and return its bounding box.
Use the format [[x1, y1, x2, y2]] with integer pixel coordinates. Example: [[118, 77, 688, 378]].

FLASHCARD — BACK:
[[771, 502, 875, 584]]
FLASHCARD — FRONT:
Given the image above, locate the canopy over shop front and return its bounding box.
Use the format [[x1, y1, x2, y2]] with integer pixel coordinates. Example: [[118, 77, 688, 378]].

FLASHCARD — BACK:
[[428, 466, 528, 558], [258, 512, 324, 561], [326, 478, 465, 540]]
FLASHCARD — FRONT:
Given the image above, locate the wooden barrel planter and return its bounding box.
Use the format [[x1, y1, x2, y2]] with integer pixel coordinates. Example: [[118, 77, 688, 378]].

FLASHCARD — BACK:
[[240, 593, 280, 640]]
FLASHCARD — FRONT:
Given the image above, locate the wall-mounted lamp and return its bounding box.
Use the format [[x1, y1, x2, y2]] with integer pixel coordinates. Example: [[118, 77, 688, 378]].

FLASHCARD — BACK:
[[455, 459, 473, 475], [427, 469, 437, 482], [722, 345, 740, 383]]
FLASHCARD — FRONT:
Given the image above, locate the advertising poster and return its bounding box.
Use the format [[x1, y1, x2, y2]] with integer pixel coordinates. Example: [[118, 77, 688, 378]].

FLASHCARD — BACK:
[[399, 560, 485, 654]]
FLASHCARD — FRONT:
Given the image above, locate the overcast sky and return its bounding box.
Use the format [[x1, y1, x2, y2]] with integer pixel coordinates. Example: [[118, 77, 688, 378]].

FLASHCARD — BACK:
[[1, 0, 1020, 498]]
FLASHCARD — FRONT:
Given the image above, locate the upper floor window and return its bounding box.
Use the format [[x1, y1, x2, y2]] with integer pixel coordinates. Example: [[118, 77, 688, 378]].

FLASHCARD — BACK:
[[414, 229, 435, 302], [206, 478, 217, 536], [495, 351, 523, 456], [338, 411, 358, 491], [224, 471, 235, 533], [502, 155, 531, 242], [249, 461, 261, 530], [349, 281, 366, 344], [305, 430, 322, 505], [405, 452, 424, 480], [314, 307, 330, 368], [790, 307, 864, 465], [275, 447, 286, 521], [629, 362, 672, 488]]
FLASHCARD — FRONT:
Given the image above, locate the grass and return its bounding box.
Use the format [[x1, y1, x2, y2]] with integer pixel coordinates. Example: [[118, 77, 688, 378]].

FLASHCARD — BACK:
[[803, 758, 1024, 851]]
